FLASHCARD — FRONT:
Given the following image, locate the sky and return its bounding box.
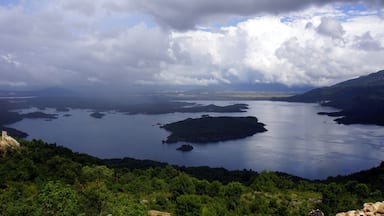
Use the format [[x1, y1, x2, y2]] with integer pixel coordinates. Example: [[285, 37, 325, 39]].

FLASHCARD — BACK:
[[0, 0, 383, 91]]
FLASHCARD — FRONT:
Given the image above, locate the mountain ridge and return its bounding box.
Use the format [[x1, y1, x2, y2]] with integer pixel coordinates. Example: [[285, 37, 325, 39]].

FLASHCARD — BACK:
[[285, 70, 384, 125]]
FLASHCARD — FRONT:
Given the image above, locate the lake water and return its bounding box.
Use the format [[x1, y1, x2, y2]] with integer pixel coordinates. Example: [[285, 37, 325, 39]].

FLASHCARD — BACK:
[[7, 101, 384, 180]]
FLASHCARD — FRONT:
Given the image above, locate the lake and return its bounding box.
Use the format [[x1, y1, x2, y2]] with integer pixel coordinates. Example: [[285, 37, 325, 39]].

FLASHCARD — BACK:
[[7, 100, 384, 180]]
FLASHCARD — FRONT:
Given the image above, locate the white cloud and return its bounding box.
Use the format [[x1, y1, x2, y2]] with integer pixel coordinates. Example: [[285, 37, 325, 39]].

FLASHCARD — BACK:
[[154, 6, 384, 86], [1, 54, 20, 67]]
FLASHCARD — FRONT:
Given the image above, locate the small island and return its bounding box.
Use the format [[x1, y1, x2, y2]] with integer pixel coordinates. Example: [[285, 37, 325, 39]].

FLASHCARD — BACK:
[[90, 112, 105, 119], [176, 144, 194, 152], [161, 116, 267, 144], [55, 107, 70, 112]]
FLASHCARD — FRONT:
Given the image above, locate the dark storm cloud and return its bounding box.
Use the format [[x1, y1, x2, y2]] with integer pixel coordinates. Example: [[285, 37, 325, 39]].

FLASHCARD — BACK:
[[123, 0, 382, 30]]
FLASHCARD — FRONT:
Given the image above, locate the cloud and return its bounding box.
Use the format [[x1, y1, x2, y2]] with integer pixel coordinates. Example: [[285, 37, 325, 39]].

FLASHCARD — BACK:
[[155, 8, 384, 86], [115, 0, 383, 30], [1, 54, 20, 67], [316, 17, 345, 38], [354, 32, 383, 50], [62, 1, 96, 17], [0, 1, 383, 90]]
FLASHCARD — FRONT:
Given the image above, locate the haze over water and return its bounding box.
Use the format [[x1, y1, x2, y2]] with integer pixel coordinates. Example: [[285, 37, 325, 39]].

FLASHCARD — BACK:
[[8, 101, 384, 180]]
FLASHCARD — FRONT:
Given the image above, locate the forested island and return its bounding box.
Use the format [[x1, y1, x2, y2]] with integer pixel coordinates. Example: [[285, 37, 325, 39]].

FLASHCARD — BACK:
[[0, 138, 383, 215], [161, 116, 267, 144]]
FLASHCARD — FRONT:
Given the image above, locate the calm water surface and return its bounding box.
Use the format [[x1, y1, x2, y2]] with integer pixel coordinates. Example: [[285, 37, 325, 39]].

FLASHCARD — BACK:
[[8, 101, 384, 179]]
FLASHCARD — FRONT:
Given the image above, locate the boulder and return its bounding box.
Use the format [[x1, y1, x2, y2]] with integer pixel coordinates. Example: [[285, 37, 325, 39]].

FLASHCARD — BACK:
[[336, 201, 384, 216], [308, 209, 324, 216]]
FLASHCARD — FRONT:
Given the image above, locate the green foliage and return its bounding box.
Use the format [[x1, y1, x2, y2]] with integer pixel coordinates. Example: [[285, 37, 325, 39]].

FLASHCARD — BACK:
[[250, 171, 294, 192], [80, 181, 112, 215], [81, 165, 114, 183], [0, 139, 383, 216], [0, 182, 38, 216], [108, 193, 147, 216], [175, 194, 202, 216], [170, 173, 196, 197], [37, 181, 79, 216]]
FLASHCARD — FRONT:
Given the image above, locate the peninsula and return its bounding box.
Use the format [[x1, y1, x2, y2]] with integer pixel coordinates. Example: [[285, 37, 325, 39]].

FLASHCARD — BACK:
[[284, 70, 384, 126], [161, 116, 267, 144]]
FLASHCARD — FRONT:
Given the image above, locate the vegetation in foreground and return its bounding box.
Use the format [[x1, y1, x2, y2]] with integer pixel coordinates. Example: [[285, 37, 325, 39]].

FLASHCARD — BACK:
[[0, 139, 383, 215]]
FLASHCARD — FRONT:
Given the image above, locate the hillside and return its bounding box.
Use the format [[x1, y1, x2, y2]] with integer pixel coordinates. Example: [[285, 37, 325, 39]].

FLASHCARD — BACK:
[[286, 70, 384, 125], [0, 138, 383, 215]]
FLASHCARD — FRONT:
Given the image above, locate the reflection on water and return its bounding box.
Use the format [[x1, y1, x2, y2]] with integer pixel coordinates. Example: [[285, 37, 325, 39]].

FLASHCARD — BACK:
[[8, 101, 384, 179]]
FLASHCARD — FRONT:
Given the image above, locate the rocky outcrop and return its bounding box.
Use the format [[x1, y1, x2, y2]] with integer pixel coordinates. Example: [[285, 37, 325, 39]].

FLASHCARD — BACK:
[[336, 201, 384, 216], [148, 210, 171, 216], [0, 131, 20, 149], [308, 209, 324, 216]]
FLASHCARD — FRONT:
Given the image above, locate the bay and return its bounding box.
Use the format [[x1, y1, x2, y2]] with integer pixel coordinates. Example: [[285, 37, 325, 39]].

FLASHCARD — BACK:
[[7, 101, 384, 179]]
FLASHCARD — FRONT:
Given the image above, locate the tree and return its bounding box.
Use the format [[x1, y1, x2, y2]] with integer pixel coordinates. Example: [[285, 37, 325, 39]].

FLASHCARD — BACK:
[[170, 174, 195, 197], [108, 193, 147, 216], [37, 181, 79, 216], [80, 181, 112, 216], [0, 182, 38, 216], [175, 194, 202, 216], [207, 180, 222, 197], [81, 165, 113, 184], [220, 182, 245, 211]]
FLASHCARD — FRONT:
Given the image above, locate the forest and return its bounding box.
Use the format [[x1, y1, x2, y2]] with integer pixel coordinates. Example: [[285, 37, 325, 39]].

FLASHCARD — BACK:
[[0, 139, 383, 215]]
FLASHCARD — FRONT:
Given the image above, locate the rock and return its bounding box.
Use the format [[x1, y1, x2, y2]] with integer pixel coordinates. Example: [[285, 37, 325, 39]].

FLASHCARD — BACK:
[[336, 201, 384, 216], [0, 131, 20, 149], [364, 203, 376, 213], [308, 209, 324, 216], [374, 202, 384, 214], [148, 210, 171, 216]]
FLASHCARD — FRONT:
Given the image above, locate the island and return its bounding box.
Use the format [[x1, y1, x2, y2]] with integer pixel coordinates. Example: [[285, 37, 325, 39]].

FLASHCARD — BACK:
[[22, 112, 58, 120], [55, 107, 70, 112], [176, 144, 194, 152], [161, 116, 267, 144], [90, 112, 105, 119], [124, 103, 249, 114], [0, 95, 251, 139]]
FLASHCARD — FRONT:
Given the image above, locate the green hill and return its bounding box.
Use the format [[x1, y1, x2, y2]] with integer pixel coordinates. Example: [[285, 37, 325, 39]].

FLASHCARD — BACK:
[[286, 70, 384, 125], [1, 139, 383, 215]]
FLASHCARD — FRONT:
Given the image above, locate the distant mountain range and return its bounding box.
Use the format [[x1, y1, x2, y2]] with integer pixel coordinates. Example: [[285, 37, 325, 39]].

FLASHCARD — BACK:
[[0, 87, 76, 98], [286, 70, 384, 125], [0, 82, 313, 98]]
